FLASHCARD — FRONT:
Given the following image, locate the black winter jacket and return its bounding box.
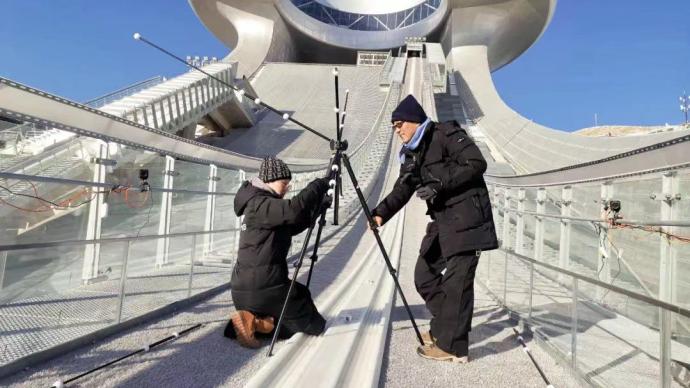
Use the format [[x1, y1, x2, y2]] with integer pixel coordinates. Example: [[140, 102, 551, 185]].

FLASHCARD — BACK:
[[231, 178, 328, 319], [373, 120, 498, 257]]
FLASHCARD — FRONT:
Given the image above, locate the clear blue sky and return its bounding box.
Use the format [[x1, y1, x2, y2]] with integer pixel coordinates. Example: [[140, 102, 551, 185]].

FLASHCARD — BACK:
[[1, 1, 688, 132]]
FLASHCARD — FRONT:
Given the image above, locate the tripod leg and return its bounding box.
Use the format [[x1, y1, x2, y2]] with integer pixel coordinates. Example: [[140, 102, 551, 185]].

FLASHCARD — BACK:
[[307, 211, 328, 288], [341, 154, 425, 346], [267, 207, 323, 357]]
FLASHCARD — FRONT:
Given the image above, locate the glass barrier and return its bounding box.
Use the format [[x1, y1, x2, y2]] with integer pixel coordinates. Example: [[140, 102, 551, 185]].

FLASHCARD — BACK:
[[485, 167, 690, 387]]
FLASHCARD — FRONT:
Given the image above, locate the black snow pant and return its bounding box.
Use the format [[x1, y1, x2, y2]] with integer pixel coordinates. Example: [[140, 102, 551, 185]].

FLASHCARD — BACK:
[[414, 222, 480, 357], [225, 282, 326, 340]]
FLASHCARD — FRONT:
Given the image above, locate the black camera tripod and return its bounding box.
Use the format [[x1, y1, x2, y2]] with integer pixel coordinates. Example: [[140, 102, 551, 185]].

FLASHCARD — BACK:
[[134, 34, 425, 357]]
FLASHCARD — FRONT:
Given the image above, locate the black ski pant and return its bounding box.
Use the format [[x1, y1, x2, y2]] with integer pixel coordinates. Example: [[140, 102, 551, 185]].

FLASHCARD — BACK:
[[414, 222, 480, 357]]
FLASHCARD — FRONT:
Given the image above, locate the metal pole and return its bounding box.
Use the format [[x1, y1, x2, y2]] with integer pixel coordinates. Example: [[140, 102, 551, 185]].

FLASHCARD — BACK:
[[515, 188, 526, 255], [342, 153, 424, 345], [188, 235, 197, 298], [116, 241, 133, 323], [203, 164, 218, 259], [502, 188, 512, 251], [535, 188, 546, 262], [658, 172, 678, 388], [559, 186, 572, 283], [528, 261, 534, 324], [503, 250, 509, 305], [156, 156, 175, 268], [597, 182, 613, 300], [571, 276, 578, 368], [0, 251, 7, 290]]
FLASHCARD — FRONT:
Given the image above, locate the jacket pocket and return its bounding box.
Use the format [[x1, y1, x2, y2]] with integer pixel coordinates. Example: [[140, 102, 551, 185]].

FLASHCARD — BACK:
[[447, 194, 484, 232]]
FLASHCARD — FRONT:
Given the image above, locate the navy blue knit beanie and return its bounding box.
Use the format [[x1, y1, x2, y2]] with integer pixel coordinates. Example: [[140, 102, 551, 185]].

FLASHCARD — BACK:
[[391, 95, 427, 124]]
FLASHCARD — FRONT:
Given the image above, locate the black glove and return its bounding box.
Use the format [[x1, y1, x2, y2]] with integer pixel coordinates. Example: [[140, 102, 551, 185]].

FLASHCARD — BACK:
[[320, 194, 333, 211], [313, 177, 330, 191], [416, 182, 442, 202]]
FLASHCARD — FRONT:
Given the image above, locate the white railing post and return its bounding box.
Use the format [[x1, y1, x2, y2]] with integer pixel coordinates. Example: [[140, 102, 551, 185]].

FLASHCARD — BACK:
[[156, 156, 175, 268], [143, 106, 151, 127], [597, 182, 613, 297], [82, 142, 108, 283], [0, 251, 7, 290], [174, 93, 182, 123], [151, 103, 159, 129], [657, 172, 679, 388], [203, 164, 219, 259], [194, 83, 201, 112], [559, 186, 573, 282], [166, 96, 174, 127], [502, 187, 512, 251], [515, 188, 526, 255], [182, 88, 189, 119], [535, 188, 546, 262]]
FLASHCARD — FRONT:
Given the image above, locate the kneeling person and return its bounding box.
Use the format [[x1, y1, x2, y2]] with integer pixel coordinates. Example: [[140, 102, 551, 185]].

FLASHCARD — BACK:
[[227, 156, 330, 348]]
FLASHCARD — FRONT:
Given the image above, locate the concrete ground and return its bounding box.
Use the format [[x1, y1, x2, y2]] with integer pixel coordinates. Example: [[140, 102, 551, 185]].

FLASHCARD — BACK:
[[379, 197, 585, 388]]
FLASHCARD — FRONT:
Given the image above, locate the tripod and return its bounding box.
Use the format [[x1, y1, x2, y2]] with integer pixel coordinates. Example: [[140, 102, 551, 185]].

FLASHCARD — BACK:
[[134, 34, 425, 357]]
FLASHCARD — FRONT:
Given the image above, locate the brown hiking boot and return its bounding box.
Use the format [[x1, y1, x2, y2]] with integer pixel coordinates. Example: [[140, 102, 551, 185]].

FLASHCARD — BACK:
[[231, 310, 260, 349], [421, 330, 435, 346], [417, 344, 468, 363], [255, 316, 275, 334]]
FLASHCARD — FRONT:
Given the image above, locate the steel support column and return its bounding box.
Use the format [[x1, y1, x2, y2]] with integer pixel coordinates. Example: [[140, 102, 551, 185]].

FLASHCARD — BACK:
[[558, 186, 572, 283], [82, 142, 108, 283], [156, 156, 175, 268], [202, 164, 218, 260], [515, 188, 526, 255], [658, 172, 679, 388]]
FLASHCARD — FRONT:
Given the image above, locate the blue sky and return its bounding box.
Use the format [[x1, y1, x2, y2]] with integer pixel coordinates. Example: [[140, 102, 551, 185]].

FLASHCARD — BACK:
[[1, 1, 688, 132]]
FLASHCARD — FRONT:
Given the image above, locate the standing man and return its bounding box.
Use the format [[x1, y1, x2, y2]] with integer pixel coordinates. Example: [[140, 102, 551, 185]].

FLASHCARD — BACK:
[[227, 156, 330, 348], [372, 95, 498, 362]]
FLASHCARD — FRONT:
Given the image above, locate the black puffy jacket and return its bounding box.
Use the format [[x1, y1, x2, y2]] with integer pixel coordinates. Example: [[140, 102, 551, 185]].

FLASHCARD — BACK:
[[373, 120, 498, 257], [231, 178, 328, 320]]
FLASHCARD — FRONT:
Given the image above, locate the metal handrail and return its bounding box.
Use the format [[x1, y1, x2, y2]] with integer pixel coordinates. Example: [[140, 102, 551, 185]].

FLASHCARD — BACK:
[[502, 247, 690, 319], [493, 205, 690, 228], [84, 76, 165, 108], [485, 133, 690, 187], [0, 227, 235, 252], [0, 171, 236, 197]]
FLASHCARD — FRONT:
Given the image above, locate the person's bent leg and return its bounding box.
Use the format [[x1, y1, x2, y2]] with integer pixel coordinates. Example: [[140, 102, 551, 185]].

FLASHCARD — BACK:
[[280, 282, 325, 336], [430, 252, 480, 358]]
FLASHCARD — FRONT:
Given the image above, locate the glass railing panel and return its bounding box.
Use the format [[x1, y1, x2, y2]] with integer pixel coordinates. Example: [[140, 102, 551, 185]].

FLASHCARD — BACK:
[[0, 179, 95, 246], [120, 237, 192, 321], [101, 153, 167, 239], [192, 254, 232, 298], [574, 284, 666, 388], [571, 183, 601, 220], [174, 159, 213, 192], [169, 193, 208, 234], [0, 242, 125, 364], [542, 218, 562, 267], [528, 263, 574, 360], [611, 175, 663, 222], [503, 227, 530, 315], [522, 188, 537, 257]]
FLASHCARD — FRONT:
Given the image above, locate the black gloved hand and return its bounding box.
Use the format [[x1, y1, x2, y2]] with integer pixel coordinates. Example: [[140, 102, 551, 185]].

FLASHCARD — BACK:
[[320, 194, 333, 211], [313, 177, 331, 191], [416, 182, 442, 202]]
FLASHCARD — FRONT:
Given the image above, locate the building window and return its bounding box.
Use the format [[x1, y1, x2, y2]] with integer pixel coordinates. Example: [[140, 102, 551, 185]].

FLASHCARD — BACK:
[[292, 0, 442, 31]]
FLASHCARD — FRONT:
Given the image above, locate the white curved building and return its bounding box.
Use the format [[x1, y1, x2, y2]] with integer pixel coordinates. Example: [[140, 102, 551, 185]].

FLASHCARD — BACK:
[[189, 0, 555, 76]]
